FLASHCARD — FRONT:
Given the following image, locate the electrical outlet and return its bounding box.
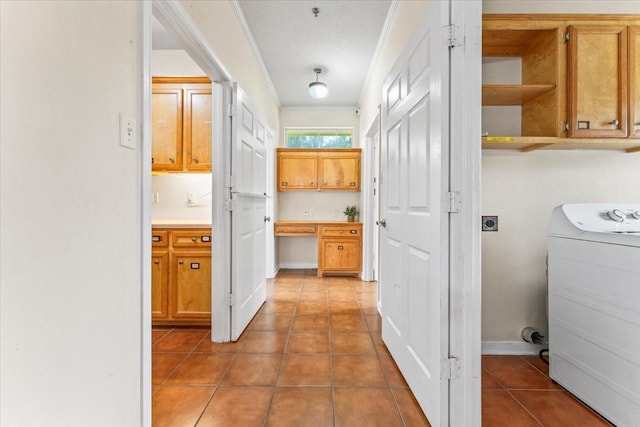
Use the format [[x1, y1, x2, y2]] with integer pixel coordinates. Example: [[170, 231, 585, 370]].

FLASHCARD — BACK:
[[152, 192, 160, 204], [304, 210, 309, 216], [119, 113, 136, 149], [334, 209, 340, 217], [482, 216, 498, 231], [309, 209, 314, 217], [187, 192, 195, 204]]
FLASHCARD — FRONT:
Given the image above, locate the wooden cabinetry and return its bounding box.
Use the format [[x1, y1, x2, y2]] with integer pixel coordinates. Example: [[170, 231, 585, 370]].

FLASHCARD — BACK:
[[152, 227, 211, 325], [276, 148, 361, 191], [152, 77, 212, 172], [567, 26, 628, 138], [318, 223, 362, 277], [482, 15, 640, 153]]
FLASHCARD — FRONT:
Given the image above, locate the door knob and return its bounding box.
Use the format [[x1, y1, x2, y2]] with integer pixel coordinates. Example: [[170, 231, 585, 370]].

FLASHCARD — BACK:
[[376, 219, 387, 228], [609, 119, 619, 126]]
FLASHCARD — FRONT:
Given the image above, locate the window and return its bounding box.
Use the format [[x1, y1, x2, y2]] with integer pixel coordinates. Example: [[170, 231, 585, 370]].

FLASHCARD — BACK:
[[285, 128, 353, 148]]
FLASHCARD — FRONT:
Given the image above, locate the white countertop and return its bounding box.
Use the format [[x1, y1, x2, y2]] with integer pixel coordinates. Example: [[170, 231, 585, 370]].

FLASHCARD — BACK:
[[152, 219, 211, 228]]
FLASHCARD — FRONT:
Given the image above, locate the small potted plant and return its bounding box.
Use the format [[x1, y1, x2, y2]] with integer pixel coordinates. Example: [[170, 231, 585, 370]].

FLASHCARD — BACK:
[[343, 205, 359, 222]]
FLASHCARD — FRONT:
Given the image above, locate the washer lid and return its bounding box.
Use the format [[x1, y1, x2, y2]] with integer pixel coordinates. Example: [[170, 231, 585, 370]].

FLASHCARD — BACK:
[[549, 203, 640, 246]]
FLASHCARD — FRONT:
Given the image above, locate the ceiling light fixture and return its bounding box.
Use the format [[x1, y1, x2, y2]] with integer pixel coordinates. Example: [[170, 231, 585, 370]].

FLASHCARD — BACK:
[[309, 68, 328, 99]]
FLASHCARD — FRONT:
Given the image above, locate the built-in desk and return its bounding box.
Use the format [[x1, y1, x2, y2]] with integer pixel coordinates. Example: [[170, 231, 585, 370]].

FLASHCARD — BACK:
[[275, 221, 362, 277]]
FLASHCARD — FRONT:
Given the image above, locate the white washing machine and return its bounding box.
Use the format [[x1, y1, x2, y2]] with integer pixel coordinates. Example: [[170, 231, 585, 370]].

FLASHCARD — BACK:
[[548, 203, 640, 427]]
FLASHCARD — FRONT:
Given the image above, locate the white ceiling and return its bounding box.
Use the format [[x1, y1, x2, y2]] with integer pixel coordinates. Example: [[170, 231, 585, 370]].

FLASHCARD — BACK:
[[153, 1, 392, 109]]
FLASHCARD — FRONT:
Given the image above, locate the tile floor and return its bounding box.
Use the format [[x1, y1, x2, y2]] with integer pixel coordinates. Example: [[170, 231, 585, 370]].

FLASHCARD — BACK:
[[153, 269, 612, 426]]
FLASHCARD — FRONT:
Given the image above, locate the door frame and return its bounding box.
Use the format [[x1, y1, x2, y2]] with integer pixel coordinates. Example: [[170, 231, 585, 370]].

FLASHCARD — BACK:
[[361, 106, 381, 283]]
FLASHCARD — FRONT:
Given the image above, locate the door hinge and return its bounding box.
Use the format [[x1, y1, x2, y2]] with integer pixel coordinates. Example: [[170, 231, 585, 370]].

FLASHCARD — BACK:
[[225, 292, 235, 306], [225, 198, 236, 212], [225, 175, 236, 188], [445, 191, 462, 213], [227, 104, 236, 117], [441, 357, 461, 380], [563, 31, 570, 43], [444, 24, 462, 48]]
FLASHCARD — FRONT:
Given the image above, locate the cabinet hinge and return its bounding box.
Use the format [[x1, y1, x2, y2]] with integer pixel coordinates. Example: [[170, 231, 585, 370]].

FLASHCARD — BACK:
[[445, 191, 462, 213], [563, 31, 570, 43], [441, 357, 461, 380], [563, 122, 570, 132], [225, 175, 236, 189], [444, 24, 462, 48], [225, 292, 235, 306], [227, 104, 236, 117], [225, 198, 236, 212]]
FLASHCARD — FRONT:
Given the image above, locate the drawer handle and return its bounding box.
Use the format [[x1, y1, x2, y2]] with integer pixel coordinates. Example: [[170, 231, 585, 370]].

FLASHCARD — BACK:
[[191, 237, 197, 242], [350, 230, 357, 234], [350, 182, 356, 186], [153, 259, 160, 264], [152, 235, 162, 242], [201, 236, 211, 242], [282, 182, 288, 186], [337, 245, 344, 250]]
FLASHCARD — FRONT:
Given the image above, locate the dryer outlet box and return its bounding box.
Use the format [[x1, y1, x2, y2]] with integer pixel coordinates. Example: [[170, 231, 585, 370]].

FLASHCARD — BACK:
[[482, 216, 498, 231]]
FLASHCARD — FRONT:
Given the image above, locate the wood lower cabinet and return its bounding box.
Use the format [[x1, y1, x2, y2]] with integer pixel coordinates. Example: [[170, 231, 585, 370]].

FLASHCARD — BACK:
[[152, 227, 211, 325], [317, 224, 362, 277]]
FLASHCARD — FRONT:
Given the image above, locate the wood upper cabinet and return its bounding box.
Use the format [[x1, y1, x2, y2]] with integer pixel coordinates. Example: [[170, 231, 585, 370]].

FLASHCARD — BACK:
[[567, 26, 628, 138], [318, 151, 361, 190], [277, 150, 317, 190], [631, 27, 640, 138], [277, 148, 361, 191], [152, 87, 183, 171], [152, 77, 212, 172]]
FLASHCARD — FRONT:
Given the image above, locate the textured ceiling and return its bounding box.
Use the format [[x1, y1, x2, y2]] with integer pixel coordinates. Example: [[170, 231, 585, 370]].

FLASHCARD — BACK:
[[237, 0, 391, 108], [153, 1, 392, 108]]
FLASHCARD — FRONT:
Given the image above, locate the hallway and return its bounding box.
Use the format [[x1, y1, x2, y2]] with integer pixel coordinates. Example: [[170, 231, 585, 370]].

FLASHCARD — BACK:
[[152, 270, 610, 426]]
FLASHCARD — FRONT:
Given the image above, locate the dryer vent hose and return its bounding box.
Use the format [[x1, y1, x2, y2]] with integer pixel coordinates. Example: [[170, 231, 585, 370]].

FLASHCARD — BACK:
[[521, 327, 545, 345]]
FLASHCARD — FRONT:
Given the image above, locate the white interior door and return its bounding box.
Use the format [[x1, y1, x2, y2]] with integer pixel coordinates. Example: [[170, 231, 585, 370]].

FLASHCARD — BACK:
[[379, 2, 450, 425], [230, 83, 268, 340]]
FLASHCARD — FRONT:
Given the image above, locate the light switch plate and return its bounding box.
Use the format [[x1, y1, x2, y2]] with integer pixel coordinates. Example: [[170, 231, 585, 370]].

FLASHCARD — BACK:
[[119, 113, 136, 149], [482, 215, 498, 231]]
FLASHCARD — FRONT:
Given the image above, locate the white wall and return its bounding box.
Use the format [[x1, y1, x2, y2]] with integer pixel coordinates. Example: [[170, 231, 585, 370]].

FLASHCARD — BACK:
[[152, 49, 206, 76], [481, 0, 640, 348], [0, 2, 142, 425], [277, 109, 361, 267]]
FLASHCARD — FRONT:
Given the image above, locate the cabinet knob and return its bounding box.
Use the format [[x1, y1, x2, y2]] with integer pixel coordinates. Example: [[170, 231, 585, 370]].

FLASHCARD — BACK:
[[609, 119, 619, 126], [169, 157, 175, 163], [153, 259, 159, 264], [178, 259, 184, 264], [281, 182, 288, 186], [192, 157, 198, 163], [191, 237, 197, 242], [337, 245, 344, 250], [310, 182, 314, 185]]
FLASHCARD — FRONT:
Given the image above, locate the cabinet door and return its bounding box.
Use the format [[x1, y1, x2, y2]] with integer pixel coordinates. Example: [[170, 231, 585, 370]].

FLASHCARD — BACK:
[[170, 251, 211, 321], [184, 88, 212, 171], [151, 250, 169, 320], [277, 151, 318, 190], [631, 27, 640, 138], [151, 86, 183, 170], [567, 26, 628, 138], [321, 240, 361, 272], [318, 151, 360, 190]]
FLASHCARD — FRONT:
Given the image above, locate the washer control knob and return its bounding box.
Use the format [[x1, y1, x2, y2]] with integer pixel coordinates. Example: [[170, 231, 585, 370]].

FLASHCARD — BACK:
[[632, 210, 640, 220], [608, 209, 626, 222]]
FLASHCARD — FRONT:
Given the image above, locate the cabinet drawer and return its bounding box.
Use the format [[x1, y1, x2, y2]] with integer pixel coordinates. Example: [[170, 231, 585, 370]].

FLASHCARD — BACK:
[[274, 223, 317, 236], [151, 230, 169, 248], [319, 225, 361, 237], [171, 230, 212, 248]]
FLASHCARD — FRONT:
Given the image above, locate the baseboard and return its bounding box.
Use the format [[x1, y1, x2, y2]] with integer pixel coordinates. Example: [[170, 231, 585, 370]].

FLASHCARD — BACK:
[[278, 262, 317, 270], [482, 341, 546, 355], [267, 266, 279, 279]]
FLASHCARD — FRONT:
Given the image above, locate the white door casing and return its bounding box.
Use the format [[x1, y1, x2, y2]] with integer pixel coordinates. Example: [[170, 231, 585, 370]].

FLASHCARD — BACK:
[[230, 83, 268, 340], [379, 2, 450, 425]]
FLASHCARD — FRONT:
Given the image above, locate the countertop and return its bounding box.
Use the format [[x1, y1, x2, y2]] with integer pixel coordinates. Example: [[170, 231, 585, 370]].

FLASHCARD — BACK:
[[152, 219, 211, 228]]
